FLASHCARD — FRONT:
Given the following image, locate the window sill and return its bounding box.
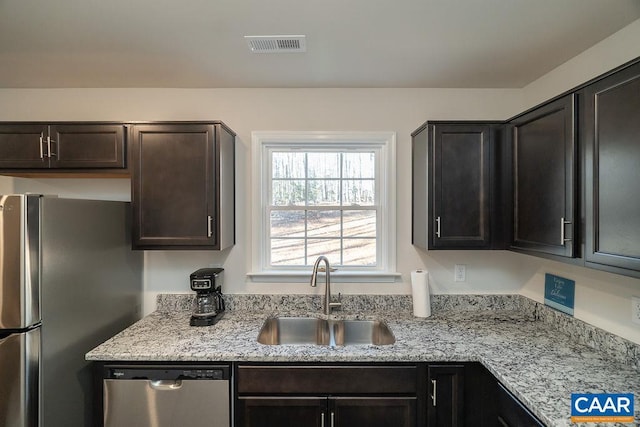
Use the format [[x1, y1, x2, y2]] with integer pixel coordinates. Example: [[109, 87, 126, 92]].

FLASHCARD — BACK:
[[247, 271, 402, 283]]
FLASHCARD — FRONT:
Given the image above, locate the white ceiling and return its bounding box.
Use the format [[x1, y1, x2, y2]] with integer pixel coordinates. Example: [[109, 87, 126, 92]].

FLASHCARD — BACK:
[[1, 0, 639, 89]]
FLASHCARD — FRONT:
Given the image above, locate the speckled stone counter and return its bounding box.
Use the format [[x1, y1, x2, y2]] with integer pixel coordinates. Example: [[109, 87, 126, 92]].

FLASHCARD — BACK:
[[87, 295, 640, 427]]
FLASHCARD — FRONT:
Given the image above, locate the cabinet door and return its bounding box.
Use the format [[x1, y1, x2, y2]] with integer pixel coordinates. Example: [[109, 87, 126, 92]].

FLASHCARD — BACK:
[[237, 397, 326, 427], [584, 62, 640, 274], [332, 397, 415, 427], [49, 124, 125, 169], [496, 383, 544, 427], [427, 365, 464, 427], [430, 124, 492, 248], [0, 124, 48, 168], [131, 124, 217, 248], [510, 94, 576, 257]]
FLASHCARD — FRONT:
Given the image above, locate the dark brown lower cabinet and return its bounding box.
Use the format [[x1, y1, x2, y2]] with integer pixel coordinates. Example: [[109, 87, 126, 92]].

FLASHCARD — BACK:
[[235, 364, 421, 427], [496, 383, 544, 427], [236, 362, 547, 427], [238, 396, 415, 427], [428, 365, 465, 427], [465, 363, 544, 427], [239, 397, 326, 427], [333, 398, 416, 427]]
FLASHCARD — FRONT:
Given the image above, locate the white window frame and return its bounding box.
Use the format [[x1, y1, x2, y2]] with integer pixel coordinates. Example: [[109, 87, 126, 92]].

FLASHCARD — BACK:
[[249, 131, 399, 283]]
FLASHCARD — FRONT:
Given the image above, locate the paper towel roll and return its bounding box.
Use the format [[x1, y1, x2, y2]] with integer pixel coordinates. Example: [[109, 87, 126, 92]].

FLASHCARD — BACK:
[[411, 269, 431, 317]]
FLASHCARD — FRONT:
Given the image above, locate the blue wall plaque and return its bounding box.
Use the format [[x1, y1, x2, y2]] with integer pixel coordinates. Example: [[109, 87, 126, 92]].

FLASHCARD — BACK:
[[544, 273, 575, 315]]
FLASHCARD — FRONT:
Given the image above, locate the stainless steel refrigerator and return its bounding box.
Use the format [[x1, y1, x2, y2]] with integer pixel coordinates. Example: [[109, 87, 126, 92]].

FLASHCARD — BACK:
[[0, 194, 143, 427]]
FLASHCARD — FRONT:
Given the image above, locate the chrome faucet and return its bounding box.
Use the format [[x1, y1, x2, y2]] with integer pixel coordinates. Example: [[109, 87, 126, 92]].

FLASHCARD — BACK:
[[309, 256, 342, 315]]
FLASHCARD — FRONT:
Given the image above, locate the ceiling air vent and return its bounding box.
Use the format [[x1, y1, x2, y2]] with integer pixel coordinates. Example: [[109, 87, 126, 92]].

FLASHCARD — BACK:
[[245, 35, 306, 53]]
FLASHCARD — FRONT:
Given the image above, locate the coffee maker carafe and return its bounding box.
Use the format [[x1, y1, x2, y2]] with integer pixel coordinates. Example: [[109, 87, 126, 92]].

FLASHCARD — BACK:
[[190, 268, 225, 326]]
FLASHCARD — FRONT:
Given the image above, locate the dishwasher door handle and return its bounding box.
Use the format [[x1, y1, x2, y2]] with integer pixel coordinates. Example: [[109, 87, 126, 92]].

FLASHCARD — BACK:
[[149, 380, 183, 390]]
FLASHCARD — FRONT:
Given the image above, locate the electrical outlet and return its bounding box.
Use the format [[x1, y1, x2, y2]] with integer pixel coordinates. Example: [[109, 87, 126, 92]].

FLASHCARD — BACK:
[[454, 264, 466, 282], [632, 296, 640, 325]]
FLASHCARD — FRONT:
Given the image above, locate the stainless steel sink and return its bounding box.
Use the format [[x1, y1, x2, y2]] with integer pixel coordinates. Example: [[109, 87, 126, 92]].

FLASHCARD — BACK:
[[257, 317, 330, 345], [333, 319, 396, 346], [257, 317, 395, 346]]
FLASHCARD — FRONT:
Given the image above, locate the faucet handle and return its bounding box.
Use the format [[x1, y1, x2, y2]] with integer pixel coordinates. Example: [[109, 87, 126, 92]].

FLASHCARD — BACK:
[[329, 293, 342, 311]]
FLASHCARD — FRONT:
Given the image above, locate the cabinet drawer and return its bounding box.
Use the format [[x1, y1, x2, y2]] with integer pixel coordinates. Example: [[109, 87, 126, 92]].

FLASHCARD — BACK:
[[237, 365, 418, 395]]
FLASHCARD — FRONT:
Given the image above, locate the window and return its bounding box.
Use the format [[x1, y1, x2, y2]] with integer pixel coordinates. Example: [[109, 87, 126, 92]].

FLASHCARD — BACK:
[[250, 131, 397, 282]]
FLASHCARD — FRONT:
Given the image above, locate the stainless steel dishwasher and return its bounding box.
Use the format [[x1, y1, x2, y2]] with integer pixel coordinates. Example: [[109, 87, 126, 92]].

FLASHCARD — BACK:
[[103, 365, 231, 427]]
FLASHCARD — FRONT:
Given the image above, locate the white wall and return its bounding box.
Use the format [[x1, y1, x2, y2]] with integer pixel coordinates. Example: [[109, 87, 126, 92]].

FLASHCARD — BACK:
[[0, 17, 639, 345], [522, 18, 640, 109], [0, 176, 13, 194]]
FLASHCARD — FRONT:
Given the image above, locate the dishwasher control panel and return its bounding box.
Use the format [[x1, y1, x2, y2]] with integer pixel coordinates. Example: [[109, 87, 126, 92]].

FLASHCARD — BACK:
[[104, 365, 230, 381]]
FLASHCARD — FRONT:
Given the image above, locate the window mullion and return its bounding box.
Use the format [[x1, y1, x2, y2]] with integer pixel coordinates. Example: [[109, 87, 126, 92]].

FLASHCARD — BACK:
[[304, 152, 309, 266], [339, 152, 344, 266]]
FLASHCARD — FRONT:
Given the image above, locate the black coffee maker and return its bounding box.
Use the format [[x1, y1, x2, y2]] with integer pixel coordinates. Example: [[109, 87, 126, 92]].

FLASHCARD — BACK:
[[190, 268, 225, 326]]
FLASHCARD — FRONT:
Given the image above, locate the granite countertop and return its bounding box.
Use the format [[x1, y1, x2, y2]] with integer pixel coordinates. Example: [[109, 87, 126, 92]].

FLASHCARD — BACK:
[[86, 295, 640, 427]]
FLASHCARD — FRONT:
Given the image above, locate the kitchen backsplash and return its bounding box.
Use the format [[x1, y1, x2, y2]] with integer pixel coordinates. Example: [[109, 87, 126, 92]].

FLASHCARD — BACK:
[[156, 293, 639, 369], [156, 293, 527, 313]]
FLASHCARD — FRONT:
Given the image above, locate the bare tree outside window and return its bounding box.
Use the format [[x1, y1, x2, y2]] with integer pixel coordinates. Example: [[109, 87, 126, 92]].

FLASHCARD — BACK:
[[269, 151, 377, 267]]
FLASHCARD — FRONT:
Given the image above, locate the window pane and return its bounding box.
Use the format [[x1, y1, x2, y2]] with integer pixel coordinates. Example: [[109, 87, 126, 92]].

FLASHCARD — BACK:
[[307, 239, 341, 265], [343, 152, 375, 178], [271, 238, 306, 266], [308, 180, 339, 206], [343, 210, 376, 237], [308, 210, 341, 237], [342, 180, 375, 205], [272, 152, 306, 178], [271, 211, 305, 237], [307, 153, 339, 178], [343, 239, 377, 266], [272, 180, 306, 206]]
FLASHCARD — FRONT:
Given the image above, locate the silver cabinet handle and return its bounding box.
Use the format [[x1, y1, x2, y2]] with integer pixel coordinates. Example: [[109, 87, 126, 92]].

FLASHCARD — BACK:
[[435, 216, 441, 238], [560, 217, 572, 245], [321, 412, 325, 426], [207, 215, 213, 238], [431, 379, 437, 406], [47, 136, 56, 157], [330, 411, 335, 427], [39, 135, 45, 159]]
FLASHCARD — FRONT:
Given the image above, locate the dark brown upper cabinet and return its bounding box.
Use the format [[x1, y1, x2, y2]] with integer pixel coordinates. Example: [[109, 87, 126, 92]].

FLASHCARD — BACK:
[[410, 58, 640, 277], [509, 94, 577, 258], [583, 61, 640, 274], [413, 122, 504, 250], [0, 123, 126, 170], [130, 122, 235, 250]]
